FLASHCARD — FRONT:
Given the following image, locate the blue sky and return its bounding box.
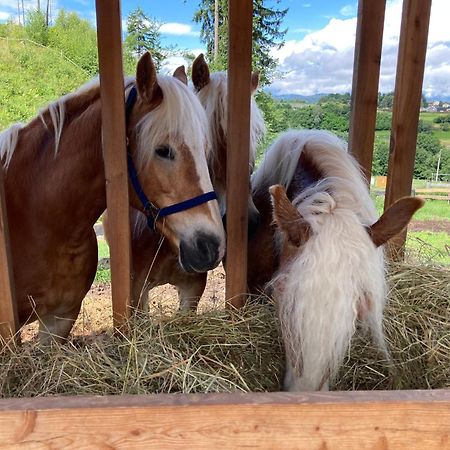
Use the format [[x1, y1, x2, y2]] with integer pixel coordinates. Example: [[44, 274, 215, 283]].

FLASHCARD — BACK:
[[1, 0, 449, 96], [45, 0, 360, 51]]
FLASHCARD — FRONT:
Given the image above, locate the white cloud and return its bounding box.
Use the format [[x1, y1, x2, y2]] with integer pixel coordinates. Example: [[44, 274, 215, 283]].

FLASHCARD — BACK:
[[0, 11, 11, 20], [159, 22, 199, 37], [270, 0, 450, 97], [339, 3, 357, 17]]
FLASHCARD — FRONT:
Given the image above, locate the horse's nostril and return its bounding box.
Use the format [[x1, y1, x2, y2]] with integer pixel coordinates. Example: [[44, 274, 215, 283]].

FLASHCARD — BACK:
[[179, 232, 221, 273]]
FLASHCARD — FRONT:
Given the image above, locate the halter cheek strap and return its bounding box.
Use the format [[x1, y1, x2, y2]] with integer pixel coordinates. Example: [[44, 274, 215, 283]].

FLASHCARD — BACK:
[[125, 86, 217, 230]]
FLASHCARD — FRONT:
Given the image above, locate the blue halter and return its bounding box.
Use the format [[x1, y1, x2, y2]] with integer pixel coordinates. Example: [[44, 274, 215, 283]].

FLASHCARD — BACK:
[[125, 86, 217, 230]]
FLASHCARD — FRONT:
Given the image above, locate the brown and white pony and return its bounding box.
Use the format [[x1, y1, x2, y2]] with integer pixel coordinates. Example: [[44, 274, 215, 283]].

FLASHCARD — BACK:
[[0, 52, 224, 341], [248, 130, 423, 391], [104, 54, 265, 312]]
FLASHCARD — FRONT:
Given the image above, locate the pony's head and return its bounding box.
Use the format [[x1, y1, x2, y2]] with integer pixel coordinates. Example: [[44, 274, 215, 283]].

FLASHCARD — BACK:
[[270, 184, 424, 265], [191, 54, 266, 236], [271, 183, 423, 390], [127, 53, 225, 273]]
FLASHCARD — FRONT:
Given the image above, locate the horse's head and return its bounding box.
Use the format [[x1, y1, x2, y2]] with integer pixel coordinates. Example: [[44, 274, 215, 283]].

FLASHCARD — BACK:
[[191, 54, 266, 237], [126, 52, 225, 273]]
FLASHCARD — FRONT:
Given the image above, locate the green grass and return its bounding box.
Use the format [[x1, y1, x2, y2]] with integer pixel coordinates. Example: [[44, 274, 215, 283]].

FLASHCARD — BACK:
[[433, 130, 450, 147], [407, 231, 450, 265], [97, 238, 109, 259], [0, 38, 89, 129], [95, 238, 110, 283], [373, 193, 450, 221]]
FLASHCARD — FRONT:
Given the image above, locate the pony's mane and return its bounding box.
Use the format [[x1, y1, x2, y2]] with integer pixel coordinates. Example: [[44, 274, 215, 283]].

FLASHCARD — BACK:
[[0, 123, 24, 169], [2, 76, 210, 176], [1, 78, 103, 169], [252, 129, 377, 223], [196, 72, 266, 167]]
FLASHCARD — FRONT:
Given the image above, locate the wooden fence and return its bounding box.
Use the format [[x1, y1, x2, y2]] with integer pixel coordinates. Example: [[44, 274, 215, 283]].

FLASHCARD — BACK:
[[0, 0, 447, 447]]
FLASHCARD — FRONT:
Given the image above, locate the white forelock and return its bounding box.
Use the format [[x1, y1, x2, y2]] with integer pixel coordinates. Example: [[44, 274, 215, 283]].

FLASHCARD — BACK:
[[135, 75, 211, 172]]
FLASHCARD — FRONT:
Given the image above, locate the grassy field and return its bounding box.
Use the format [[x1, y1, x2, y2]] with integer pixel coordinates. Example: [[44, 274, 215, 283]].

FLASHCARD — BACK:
[[407, 231, 450, 265], [0, 38, 89, 129], [375, 112, 450, 148]]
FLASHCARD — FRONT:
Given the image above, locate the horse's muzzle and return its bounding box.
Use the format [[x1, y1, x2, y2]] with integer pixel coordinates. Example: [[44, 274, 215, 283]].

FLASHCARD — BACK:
[[179, 232, 222, 273]]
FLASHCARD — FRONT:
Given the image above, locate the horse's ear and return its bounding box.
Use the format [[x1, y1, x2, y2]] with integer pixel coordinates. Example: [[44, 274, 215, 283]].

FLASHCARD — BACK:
[[251, 72, 259, 93], [136, 52, 159, 103], [173, 65, 188, 85], [270, 184, 310, 248], [192, 53, 210, 91], [367, 197, 424, 247]]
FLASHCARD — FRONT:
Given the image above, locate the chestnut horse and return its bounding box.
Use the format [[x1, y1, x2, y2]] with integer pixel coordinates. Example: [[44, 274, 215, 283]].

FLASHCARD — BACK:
[[248, 130, 423, 391], [104, 54, 266, 311], [0, 52, 224, 341]]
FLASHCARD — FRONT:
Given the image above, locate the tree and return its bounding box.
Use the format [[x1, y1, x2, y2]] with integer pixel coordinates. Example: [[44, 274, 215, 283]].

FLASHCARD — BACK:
[[193, 0, 288, 85], [48, 10, 98, 75], [25, 9, 49, 45], [124, 8, 165, 71]]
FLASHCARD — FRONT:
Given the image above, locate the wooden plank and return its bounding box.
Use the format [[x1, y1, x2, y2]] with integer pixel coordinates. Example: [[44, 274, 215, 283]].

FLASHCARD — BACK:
[[0, 390, 449, 448], [0, 170, 18, 342], [384, 0, 432, 255], [225, 0, 253, 308], [95, 0, 131, 328], [348, 0, 387, 183]]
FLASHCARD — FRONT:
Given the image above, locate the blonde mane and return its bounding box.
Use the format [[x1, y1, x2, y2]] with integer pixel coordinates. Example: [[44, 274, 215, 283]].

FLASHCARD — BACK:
[[1, 76, 210, 177], [252, 129, 377, 223], [260, 130, 387, 391], [0, 123, 24, 169], [196, 72, 266, 167]]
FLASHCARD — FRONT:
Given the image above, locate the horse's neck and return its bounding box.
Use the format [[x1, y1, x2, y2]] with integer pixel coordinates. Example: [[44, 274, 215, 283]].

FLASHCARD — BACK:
[[5, 98, 106, 242], [247, 189, 278, 293]]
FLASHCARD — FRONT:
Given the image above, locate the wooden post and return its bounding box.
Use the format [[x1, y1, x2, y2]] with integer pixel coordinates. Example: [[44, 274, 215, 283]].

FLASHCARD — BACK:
[[0, 171, 18, 342], [384, 0, 432, 255], [95, 0, 132, 328], [226, 0, 253, 308], [348, 0, 387, 184]]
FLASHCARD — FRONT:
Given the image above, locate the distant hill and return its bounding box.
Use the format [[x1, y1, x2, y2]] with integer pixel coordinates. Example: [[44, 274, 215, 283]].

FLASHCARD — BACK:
[[0, 38, 89, 129], [271, 93, 327, 103], [271, 91, 450, 105]]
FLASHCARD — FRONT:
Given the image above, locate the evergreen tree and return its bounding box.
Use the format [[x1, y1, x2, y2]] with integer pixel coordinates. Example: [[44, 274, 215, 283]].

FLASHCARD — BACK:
[[124, 7, 165, 71], [193, 0, 287, 85]]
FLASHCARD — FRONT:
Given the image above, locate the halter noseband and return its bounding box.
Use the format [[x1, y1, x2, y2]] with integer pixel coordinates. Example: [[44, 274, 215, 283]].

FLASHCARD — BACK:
[[125, 86, 217, 230]]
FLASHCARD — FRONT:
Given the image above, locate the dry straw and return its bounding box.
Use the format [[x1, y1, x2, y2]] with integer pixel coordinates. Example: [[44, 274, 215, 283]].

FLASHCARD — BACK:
[[1, 260, 449, 397]]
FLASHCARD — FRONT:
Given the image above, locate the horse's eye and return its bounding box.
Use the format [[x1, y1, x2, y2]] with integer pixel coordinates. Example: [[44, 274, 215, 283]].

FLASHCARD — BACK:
[[155, 146, 175, 160]]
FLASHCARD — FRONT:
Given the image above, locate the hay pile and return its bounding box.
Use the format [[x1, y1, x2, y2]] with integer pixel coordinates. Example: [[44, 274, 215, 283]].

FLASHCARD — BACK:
[[336, 261, 450, 390], [0, 304, 283, 397], [0, 261, 448, 398]]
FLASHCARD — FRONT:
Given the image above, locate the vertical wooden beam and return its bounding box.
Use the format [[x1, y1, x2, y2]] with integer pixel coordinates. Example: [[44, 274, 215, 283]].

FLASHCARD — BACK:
[[384, 0, 432, 254], [0, 171, 18, 342], [226, 0, 253, 308], [96, 0, 132, 328], [348, 0, 387, 184]]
